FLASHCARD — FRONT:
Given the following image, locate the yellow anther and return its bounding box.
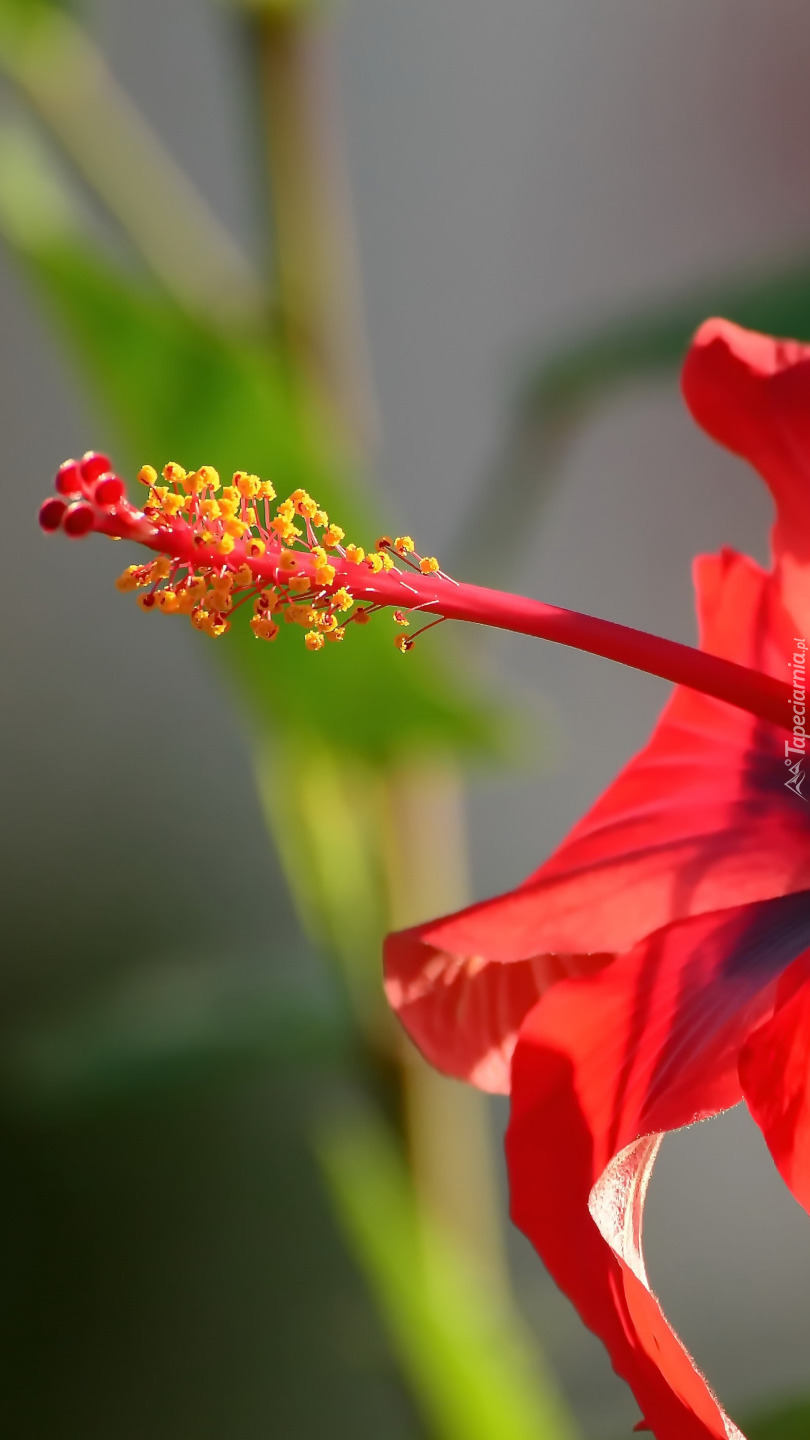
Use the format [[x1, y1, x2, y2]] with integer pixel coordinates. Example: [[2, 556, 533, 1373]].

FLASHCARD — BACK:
[[286, 604, 318, 627], [206, 616, 230, 638], [189, 465, 221, 494], [116, 565, 143, 592], [234, 471, 262, 499], [173, 588, 197, 614], [270, 516, 295, 539], [254, 588, 280, 615], [250, 615, 279, 642], [208, 590, 233, 614], [171, 579, 204, 615], [121, 458, 438, 656], [200, 465, 221, 491]]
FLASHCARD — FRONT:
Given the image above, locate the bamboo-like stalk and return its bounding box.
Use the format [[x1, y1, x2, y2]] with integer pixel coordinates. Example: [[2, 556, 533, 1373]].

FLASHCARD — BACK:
[[382, 765, 510, 1296], [250, 0, 525, 1381], [255, 8, 375, 451]]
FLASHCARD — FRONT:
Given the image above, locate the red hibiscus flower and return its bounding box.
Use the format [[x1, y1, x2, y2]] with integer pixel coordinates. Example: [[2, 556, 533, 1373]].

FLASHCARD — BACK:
[[384, 319, 810, 1439]]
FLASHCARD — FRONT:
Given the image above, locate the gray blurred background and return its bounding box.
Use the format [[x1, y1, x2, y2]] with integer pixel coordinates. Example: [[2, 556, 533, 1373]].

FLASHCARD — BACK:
[[3, 1, 810, 1436]]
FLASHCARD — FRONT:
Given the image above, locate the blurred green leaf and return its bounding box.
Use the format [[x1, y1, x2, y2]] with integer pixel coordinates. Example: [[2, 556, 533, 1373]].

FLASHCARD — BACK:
[[0, 14, 263, 318], [0, 120, 76, 246], [464, 252, 810, 575], [9, 233, 501, 765], [316, 1106, 577, 1440], [524, 253, 810, 419], [254, 737, 389, 1004], [5, 962, 351, 1113], [0, 0, 57, 39], [740, 1397, 810, 1440]]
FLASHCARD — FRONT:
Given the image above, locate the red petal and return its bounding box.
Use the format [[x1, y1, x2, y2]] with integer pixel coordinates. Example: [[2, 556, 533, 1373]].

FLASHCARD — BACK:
[[682, 318, 810, 630], [740, 952, 810, 1213], [507, 892, 810, 1440], [509, 549, 803, 956], [384, 929, 609, 1091], [385, 550, 808, 1088]]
